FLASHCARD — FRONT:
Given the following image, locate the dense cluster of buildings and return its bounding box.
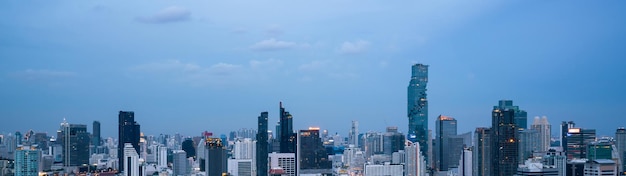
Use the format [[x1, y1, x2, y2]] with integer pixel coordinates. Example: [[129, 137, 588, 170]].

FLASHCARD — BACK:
[[0, 63, 623, 176]]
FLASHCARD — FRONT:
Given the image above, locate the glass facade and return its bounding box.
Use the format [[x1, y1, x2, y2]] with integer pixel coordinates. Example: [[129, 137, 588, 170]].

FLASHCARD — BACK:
[[407, 63, 429, 163]]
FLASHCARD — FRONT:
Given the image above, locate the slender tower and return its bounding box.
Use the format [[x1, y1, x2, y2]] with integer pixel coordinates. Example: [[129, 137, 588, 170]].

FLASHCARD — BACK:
[[279, 102, 295, 153], [408, 63, 429, 163], [256, 112, 269, 176]]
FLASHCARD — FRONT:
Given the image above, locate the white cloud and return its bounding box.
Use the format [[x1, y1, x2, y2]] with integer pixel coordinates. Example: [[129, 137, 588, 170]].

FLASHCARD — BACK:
[[249, 58, 284, 69], [208, 63, 242, 76], [136, 6, 191, 24], [9, 69, 76, 81], [298, 60, 329, 72], [250, 38, 298, 51], [339, 40, 370, 54]]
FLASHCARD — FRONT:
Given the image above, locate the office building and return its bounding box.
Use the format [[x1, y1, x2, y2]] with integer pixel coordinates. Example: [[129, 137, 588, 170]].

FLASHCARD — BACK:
[[173, 150, 189, 176], [363, 132, 384, 159], [364, 163, 404, 176], [615, 127, 626, 174], [518, 129, 540, 163], [93, 121, 101, 147], [123, 143, 142, 176], [383, 127, 405, 156], [566, 127, 596, 159], [495, 100, 528, 130], [58, 122, 90, 166], [203, 137, 227, 176], [473, 127, 491, 176], [530, 116, 551, 152], [587, 141, 613, 160], [458, 147, 472, 176], [279, 102, 296, 153], [405, 142, 426, 176], [228, 159, 253, 176], [516, 158, 559, 176], [297, 127, 331, 170], [119, 111, 141, 172], [269, 152, 296, 176], [407, 63, 429, 164], [234, 138, 255, 159], [491, 106, 518, 176], [257, 112, 269, 176], [14, 145, 39, 176], [349, 121, 359, 148], [181, 138, 196, 159], [560, 121, 575, 153], [543, 149, 567, 176], [435, 115, 461, 171], [584, 159, 617, 176]]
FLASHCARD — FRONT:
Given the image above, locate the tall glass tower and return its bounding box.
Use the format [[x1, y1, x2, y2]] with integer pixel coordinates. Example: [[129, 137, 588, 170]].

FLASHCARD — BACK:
[[408, 63, 428, 163], [256, 112, 269, 176], [118, 111, 141, 172]]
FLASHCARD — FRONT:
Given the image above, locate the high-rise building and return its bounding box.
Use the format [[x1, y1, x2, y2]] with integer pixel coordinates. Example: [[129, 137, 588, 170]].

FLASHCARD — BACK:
[[93, 121, 101, 147], [458, 147, 472, 176], [543, 149, 567, 176], [123, 143, 144, 176], [269, 152, 296, 176], [181, 138, 196, 159], [435, 115, 458, 171], [59, 123, 90, 166], [518, 129, 540, 163], [228, 159, 253, 176], [14, 145, 39, 176], [566, 127, 596, 159], [173, 150, 189, 176], [495, 100, 528, 130], [615, 127, 626, 175], [491, 107, 518, 176], [407, 63, 429, 164], [297, 127, 331, 170], [405, 142, 426, 176], [349, 121, 359, 148], [383, 127, 405, 156], [363, 132, 384, 158], [279, 102, 296, 153], [473, 127, 491, 176], [257, 112, 269, 176], [530, 116, 551, 152], [233, 138, 255, 159], [118, 111, 141, 172], [560, 121, 575, 152], [204, 138, 227, 176], [587, 141, 613, 160]]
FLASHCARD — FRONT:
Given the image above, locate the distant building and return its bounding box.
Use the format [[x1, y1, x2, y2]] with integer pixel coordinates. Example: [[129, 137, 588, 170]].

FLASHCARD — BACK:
[[491, 104, 518, 176], [587, 141, 613, 160], [123, 143, 145, 176], [495, 100, 528, 130], [473, 127, 491, 176], [516, 158, 559, 176], [118, 111, 141, 172], [405, 142, 426, 176], [228, 159, 253, 176], [518, 129, 540, 163], [364, 163, 403, 176], [181, 138, 196, 159], [349, 121, 359, 148], [269, 152, 296, 176], [297, 127, 331, 171], [14, 145, 39, 176], [566, 127, 596, 159], [530, 116, 551, 152], [58, 122, 90, 166], [93, 121, 101, 147], [458, 147, 472, 176], [543, 149, 567, 176], [383, 126, 405, 156], [279, 102, 296, 154], [173, 150, 188, 176], [363, 132, 384, 159], [407, 63, 429, 164], [257, 112, 269, 176], [615, 127, 626, 174], [584, 159, 617, 176], [435, 115, 462, 171], [203, 137, 227, 176]]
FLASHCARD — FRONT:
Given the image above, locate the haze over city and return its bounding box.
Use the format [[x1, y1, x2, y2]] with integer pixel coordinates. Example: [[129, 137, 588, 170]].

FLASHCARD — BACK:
[[1, 0, 625, 138]]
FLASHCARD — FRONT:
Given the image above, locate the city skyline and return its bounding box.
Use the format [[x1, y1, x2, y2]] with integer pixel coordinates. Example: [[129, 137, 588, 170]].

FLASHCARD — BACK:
[[2, 1, 626, 138]]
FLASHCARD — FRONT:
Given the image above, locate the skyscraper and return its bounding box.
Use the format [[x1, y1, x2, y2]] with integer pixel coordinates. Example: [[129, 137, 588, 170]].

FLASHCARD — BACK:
[[566, 127, 596, 159], [118, 111, 141, 172], [615, 127, 626, 174], [173, 150, 189, 176], [407, 63, 429, 164], [560, 121, 575, 152], [59, 123, 90, 166], [435, 115, 461, 171], [279, 102, 296, 153], [256, 112, 269, 176], [93, 121, 101, 147], [473, 127, 491, 176], [495, 100, 528, 130], [491, 107, 518, 176], [123, 143, 142, 176], [204, 138, 227, 176], [14, 145, 39, 176], [530, 116, 551, 152], [349, 121, 359, 148], [297, 127, 331, 170]]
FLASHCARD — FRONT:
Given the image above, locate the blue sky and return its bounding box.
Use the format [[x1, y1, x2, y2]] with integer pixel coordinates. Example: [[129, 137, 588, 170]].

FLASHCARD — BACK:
[[1, 1, 625, 139]]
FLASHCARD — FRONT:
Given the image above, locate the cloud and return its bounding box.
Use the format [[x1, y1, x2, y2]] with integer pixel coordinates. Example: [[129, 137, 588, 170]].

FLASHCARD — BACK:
[[265, 25, 284, 36], [208, 63, 242, 76], [131, 60, 252, 86], [250, 58, 284, 69], [9, 69, 77, 81], [250, 38, 298, 51], [136, 6, 191, 24], [298, 60, 329, 72], [339, 40, 370, 54]]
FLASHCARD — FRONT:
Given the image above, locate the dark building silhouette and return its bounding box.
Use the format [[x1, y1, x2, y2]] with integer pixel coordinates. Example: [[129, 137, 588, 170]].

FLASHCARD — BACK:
[[473, 127, 491, 176], [257, 112, 269, 176], [383, 127, 405, 156], [495, 100, 528, 130], [204, 138, 227, 176], [182, 138, 196, 159], [60, 124, 90, 166], [92, 121, 101, 147], [491, 107, 518, 176], [297, 128, 331, 170], [279, 102, 296, 153], [118, 111, 141, 172], [407, 63, 429, 164]]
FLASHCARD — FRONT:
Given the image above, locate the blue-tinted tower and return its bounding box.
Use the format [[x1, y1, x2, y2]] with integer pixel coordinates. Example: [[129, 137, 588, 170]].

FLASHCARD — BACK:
[[408, 63, 429, 163]]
